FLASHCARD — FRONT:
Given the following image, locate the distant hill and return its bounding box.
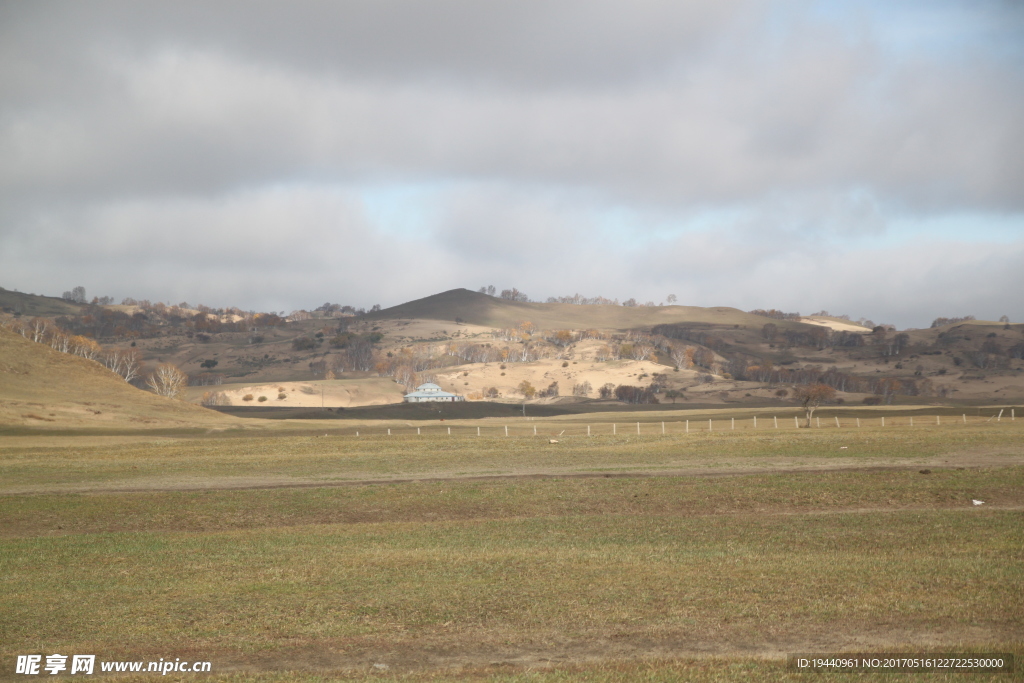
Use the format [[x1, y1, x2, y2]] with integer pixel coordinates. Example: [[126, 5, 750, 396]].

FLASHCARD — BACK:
[[366, 288, 795, 331], [0, 326, 236, 429], [0, 286, 85, 317]]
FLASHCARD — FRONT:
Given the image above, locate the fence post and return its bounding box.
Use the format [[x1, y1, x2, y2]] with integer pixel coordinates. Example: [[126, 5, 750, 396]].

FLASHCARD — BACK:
[[709, 419, 713, 432], [882, 416, 885, 427], [477, 426, 480, 436], [997, 409, 1003, 422], [388, 428, 391, 435], [417, 427, 421, 435], [356, 431, 359, 436], [505, 425, 508, 436], [587, 425, 591, 436], [731, 417, 735, 430], [637, 422, 640, 435], [448, 427, 451, 435], [754, 416, 757, 429], [662, 421, 665, 434], [936, 415, 940, 425], [856, 418, 860, 428], [685, 420, 689, 433], [835, 416, 840, 428], [794, 416, 798, 428], [613, 423, 616, 435], [774, 415, 778, 429], [816, 417, 820, 428], [534, 425, 537, 436], [963, 414, 966, 424], [910, 416, 913, 427]]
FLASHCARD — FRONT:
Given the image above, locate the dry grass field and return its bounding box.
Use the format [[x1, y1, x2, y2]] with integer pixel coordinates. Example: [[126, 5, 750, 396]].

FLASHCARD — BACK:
[[2, 415, 1022, 681], [2, 308, 1022, 681]]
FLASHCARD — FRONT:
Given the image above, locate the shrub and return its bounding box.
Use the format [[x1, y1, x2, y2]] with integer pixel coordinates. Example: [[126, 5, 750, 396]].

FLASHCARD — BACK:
[[614, 385, 659, 404], [258, 396, 268, 402], [561, 361, 569, 367], [292, 337, 319, 351], [517, 380, 536, 398], [242, 394, 254, 401], [278, 392, 287, 400]]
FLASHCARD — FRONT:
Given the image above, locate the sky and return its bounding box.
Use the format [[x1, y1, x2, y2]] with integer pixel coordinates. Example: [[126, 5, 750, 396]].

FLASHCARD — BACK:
[[1, 0, 1022, 328]]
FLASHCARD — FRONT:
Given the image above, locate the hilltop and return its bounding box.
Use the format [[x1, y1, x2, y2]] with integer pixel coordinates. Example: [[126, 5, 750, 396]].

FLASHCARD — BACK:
[[366, 288, 790, 331], [0, 286, 85, 317]]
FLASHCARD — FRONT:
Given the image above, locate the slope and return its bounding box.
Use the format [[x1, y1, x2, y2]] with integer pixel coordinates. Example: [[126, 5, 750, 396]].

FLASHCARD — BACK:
[[0, 327, 238, 429], [0, 286, 85, 317]]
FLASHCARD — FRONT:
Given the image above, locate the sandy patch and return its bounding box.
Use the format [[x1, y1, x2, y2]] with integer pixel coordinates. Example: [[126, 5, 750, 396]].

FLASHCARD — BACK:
[[801, 316, 872, 332]]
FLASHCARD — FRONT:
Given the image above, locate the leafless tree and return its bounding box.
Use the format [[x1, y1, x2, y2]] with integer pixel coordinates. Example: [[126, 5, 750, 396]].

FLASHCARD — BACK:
[[146, 363, 187, 398], [572, 380, 592, 397], [105, 348, 142, 383], [793, 384, 836, 427]]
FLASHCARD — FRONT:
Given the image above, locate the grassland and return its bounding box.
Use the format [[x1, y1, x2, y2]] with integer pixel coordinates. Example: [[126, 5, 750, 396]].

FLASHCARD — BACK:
[[1, 417, 1021, 680]]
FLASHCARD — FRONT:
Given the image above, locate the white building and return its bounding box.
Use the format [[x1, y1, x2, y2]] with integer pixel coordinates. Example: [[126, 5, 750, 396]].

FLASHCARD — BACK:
[[403, 382, 464, 403]]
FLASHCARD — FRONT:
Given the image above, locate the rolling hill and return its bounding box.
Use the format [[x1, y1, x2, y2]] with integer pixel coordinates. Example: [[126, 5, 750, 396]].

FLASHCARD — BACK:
[[0, 286, 85, 317], [366, 288, 799, 331], [0, 326, 238, 429]]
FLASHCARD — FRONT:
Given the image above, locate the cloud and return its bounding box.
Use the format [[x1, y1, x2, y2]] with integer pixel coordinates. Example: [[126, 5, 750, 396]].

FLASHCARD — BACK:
[[0, 1, 1022, 326]]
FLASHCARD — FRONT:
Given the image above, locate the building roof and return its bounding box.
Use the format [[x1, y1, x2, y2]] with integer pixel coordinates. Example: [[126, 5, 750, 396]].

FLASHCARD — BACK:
[[415, 383, 443, 392], [404, 382, 460, 399]]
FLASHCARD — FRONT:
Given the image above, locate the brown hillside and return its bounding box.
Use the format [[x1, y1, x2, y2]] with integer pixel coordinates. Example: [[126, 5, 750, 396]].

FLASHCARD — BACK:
[[0, 286, 85, 317], [367, 288, 794, 331], [0, 327, 237, 429]]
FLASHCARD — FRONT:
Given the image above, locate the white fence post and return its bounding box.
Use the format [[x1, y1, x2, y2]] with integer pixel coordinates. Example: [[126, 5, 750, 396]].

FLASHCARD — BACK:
[[709, 419, 713, 432], [774, 416, 778, 429], [856, 418, 860, 428], [613, 423, 617, 435], [685, 420, 689, 433], [936, 415, 940, 425], [637, 422, 640, 435], [587, 425, 591, 436], [882, 416, 885, 427], [816, 417, 820, 428], [505, 425, 508, 436], [534, 425, 537, 436], [963, 414, 967, 424], [448, 427, 451, 435], [753, 416, 757, 429], [417, 427, 421, 435], [997, 409, 1003, 422], [835, 417, 840, 428], [731, 417, 735, 430], [477, 426, 480, 436], [388, 428, 391, 435], [662, 421, 665, 434], [910, 416, 913, 426]]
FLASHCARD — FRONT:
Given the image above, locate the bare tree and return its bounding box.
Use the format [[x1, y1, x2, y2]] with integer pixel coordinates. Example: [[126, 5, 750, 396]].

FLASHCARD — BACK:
[[572, 380, 592, 397], [793, 384, 836, 427], [667, 294, 677, 304], [105, 348, 142, 383], [146, 363, 187, 398]]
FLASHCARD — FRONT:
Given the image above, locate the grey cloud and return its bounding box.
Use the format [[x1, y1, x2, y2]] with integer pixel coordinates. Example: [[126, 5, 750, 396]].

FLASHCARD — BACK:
[[1, 1, 1022, 325]]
